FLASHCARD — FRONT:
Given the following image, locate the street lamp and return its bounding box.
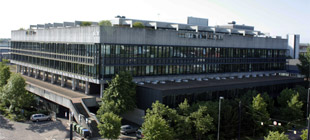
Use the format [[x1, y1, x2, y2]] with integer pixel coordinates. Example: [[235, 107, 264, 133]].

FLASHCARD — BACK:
[[217, 96, 224, 140], [70, 111, 74, 140]]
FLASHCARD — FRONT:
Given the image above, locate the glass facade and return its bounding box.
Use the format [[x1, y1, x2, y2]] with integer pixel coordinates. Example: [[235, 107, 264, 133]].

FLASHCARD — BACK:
[[11, 41, 286, 79], [102, 44, 286, 78]]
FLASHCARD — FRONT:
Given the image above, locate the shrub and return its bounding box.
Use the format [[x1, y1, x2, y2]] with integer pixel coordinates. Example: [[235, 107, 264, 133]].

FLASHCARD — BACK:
[[81, 21, 92, 26], [133, 22, 144, 28]]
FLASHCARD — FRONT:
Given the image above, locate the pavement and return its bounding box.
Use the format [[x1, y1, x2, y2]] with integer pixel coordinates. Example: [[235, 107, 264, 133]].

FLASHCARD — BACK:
[[0, 114, 82, 140]]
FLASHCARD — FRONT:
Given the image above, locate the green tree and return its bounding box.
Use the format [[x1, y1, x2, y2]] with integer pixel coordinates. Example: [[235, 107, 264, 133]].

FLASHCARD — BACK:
[[189, 106, 214, 140], [99, 20, 112, 26], [97, 72, 136, 115], [301, 129, 307, 140], [97, 112, 121, 139], [81, 21, 92, 26], [264, 131, 289, 140], [297, 47, 310, 80], [0, 63, 11, 87], [142, 114, 174, 140], [252, 94, 270, 136], [1, 74, 33, 114], [133, 22, 144, 28], [283, 93, 303, 121], [277, 88, 296, 107], [178, 99, 190, 116]]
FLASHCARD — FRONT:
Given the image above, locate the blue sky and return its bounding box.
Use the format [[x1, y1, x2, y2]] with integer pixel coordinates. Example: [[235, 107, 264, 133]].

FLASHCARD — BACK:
[[1, 0, 309, 43]]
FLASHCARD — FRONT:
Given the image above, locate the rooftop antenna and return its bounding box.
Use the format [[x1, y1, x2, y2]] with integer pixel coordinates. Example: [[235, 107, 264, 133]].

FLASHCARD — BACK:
[[157, 13, 160, 21]]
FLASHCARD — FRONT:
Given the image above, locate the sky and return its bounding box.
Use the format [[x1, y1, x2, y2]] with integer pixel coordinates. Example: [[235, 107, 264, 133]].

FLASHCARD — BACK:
[[0, 0, 309, 43]]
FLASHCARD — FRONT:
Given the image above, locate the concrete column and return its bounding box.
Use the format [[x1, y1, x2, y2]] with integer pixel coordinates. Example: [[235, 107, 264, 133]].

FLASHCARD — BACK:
[[61, 75, 65, 87], [51, 74, 55, 84], [72, 79, 76, 90], [27, 67, 31, 76], [21, 66, 24, 75], [85, 81, 89, 95], [42, 72, 46, 81], [16, 65, 20, 73], [100, 83, 104, 98], [35, 70, 40, 79]]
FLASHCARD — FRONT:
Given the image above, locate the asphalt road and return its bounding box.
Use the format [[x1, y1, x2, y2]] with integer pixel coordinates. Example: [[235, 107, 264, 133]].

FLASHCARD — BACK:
[[0, 114, 81, 140]]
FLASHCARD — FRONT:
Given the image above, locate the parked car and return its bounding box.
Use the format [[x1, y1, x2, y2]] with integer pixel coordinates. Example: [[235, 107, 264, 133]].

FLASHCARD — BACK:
[[121, 125, 136, 135], [136, 129, 144, 139], [30, 114, 51, 122]]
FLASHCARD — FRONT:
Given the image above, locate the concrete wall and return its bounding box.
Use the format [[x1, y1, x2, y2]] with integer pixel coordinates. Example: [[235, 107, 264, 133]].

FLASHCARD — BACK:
[[121, 108, 145, 125], [100, 26, 288, 49], [288, 34, 300, 59], [11, 26, 100, 43]]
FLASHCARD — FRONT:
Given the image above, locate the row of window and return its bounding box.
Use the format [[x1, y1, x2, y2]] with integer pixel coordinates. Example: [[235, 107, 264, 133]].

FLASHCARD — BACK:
[[103, 44, 287, 59], [12, 54, 99, 78], [103, 63, 285, 77], [11, 42, 100, 57]]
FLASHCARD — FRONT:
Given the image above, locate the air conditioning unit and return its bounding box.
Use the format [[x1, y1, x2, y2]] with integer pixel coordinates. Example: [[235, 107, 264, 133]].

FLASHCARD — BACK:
[[203, 78, 208, 81], [152, 81, 158, 84], [221, 77, 226, 80], [146, 80, 151, 83], [215, 77, 221, 80], [160, 81, 166, 84], [229, 76, 235, 79], [197, 78, 202, 81], [238, 75, 243, 79], [175, 79, 182, 83], [258, 74, 263, 77], [252, 74, 257, 78], [182, 79, 189, 82], [245, 75, 250, 78]]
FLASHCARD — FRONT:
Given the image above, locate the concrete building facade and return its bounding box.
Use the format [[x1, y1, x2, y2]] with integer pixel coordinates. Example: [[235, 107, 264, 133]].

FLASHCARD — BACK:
[[10, 17, 302, 110]]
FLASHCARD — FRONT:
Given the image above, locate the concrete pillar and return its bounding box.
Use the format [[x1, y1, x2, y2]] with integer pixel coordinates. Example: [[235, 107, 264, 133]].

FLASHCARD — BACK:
[[85, 81, 89, 95], [35, 70, 40, 79], [100, 83, 104, 98], [16, 65, 20, 73], [21, 66, 24, 75], [42, 72, 46, 81], [72, 79, 76, 90], [51, 74, 55, 84], [27, 67, 31, 76], [61, 75, 65, 87]]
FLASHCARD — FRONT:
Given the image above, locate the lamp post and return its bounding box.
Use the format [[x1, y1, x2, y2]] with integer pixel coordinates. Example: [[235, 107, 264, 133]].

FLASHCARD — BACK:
[[70, 111, 74, 140], [307, 60, 310, 140], [217, 96, 224, 140]]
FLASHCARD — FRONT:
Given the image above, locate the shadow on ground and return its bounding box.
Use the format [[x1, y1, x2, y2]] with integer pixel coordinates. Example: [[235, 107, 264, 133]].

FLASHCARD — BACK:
[[26, 119, 69, 137], [0, 114, 14, 130]]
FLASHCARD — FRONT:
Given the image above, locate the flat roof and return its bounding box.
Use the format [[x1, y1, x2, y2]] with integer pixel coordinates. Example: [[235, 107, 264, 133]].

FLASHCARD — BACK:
[[139, 76, 304, 91]]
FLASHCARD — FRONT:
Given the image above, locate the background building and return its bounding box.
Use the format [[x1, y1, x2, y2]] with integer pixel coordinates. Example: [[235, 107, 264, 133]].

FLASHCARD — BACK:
[[0, 38, 10, 61]]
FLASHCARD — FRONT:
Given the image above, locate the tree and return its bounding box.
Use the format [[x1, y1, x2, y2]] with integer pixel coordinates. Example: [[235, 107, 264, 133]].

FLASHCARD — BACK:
[[283, 93, 303, 121], [97, 112, 122, 139], [177, 99, 190, 116], [142, 114, 174, 140], [264, 131, 289, 140], [297, 47, 310, 80], [277, 88, 296, 107], [301, 129, 307, 140], [99, 20, 112, 26], [133, 22, 144, 28], [81, 21, 92, 26], [97, 72, 136, 115], [189, 106, 214, 140], [1, 73, 33, 114], [0, 62, 11, 87], [252, 94, 270, 136]]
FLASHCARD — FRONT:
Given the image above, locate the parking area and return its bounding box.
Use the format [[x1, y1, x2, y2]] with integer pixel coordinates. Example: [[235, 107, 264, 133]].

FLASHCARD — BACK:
[[0, 114, 81, 140]]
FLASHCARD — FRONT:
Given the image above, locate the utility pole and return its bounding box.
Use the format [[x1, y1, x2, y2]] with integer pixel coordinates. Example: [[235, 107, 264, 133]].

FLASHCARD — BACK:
[[217, 96, 224, 140], [238, 101, 241, 140], [307, 61, 310, 140]]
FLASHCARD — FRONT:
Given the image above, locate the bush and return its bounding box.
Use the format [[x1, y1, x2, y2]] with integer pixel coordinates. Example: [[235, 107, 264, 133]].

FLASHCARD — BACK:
[[81, 21, 92, 26], [99, 20, 112, 26], [133, 22, 144, 28]]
